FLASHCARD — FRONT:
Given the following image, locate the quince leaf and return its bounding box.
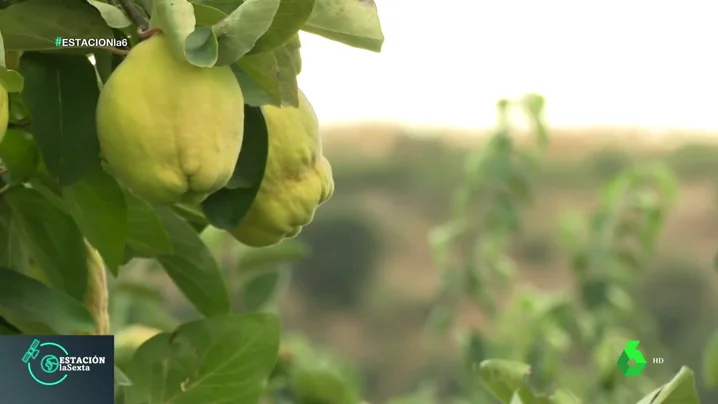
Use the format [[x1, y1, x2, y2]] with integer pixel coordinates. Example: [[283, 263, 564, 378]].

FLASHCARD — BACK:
[[19, 53, 101, 186], [192, 3, 226, 26], [232, 38, 300, 107], [86, 0, 132, 29], [189, 0, 242, 15], [1, 187, 89, 301], [0, 0, 113, 52], [202, 106, 269, 229], [0, 267, 95, 334], [250, 0, 316, 54], [212, 0, 281, 65], [121, 190, 174, 261], [303, 0, 384, 52], [62, 166, 129, 274], [151, 0, 218, 67], [155, 208, 231, 317], [123, 313, 279, 404]]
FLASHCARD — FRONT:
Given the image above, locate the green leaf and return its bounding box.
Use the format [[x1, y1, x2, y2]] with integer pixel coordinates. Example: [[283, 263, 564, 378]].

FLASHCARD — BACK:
[[124, 312, 280, 404], [172, 203, 210, 234], [238, 239, 311, 273], [1, 187, 88, 301], [251, 0, 316, 54], [87, 0, 132, 28], [190, 0, 242, 14], [185, 26, 220, 67], [285, 33, 302, 74], [0, 212, 31, 273], [636, 367, 699, 404], [114, 365, 133, 386], [0, 316, 21, 334], [291, 366, 362, 404], [303, 0, 384, 52], [19, 52, 101, 186], [62, 166, 128, 274], [152, 0, 219, 67], [0, 0, 114, 51], [231, 36, 301, 107], [549, 389, 581, 404], [0, 129, 40, 184], [476, 359, 532, 403], [213, 0, 281, 65], [0, 268, 95, 334], [241, 269, 290, 311], [156, 208, 231, 317], [123, 191, 173, 259], [703, 330, 718, 388], [192, 3, 227, 26], [201, 105, 269, 229]]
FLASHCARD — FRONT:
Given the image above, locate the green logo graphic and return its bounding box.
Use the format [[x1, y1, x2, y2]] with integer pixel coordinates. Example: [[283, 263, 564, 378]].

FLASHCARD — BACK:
[[617, 340, 647, 376], [21, 339, 69, 386]]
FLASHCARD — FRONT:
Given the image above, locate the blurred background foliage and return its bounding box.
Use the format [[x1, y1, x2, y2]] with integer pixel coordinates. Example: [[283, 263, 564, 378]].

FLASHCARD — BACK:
[[111, 107, 718, 402]]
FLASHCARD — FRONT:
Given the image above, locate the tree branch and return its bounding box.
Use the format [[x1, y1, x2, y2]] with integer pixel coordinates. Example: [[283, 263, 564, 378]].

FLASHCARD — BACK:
[[96, 46, 129, 56], [116, 0, 149, 30]]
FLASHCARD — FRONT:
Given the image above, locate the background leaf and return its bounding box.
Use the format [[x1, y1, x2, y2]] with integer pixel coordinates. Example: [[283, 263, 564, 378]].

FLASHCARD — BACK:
[[213, 0, 281, 65], [303, 0, 384, 52], [636, 367, 700, 403], [477, 359, 532, 403], [1, 187, 88, 301], [241, 269, 290, 311], [238, 239, 311, 273], [201, 105, 269, 229], [62, 166, 128, 273], [19, 52, 101, 186], [124, 313, 280, 404], [0, 0, 113, 51], [0, 268, 95, 334], [156, 208, 231, 317]]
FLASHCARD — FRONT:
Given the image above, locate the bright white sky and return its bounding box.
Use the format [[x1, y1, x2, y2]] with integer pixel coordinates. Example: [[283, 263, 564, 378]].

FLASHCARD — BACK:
[[297, 0, 718, 131]]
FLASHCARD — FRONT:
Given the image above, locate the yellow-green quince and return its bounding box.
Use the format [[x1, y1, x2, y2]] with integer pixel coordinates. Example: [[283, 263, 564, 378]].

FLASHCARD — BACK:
[[96, 34, 245, 205], [228, 90, 334, 247]]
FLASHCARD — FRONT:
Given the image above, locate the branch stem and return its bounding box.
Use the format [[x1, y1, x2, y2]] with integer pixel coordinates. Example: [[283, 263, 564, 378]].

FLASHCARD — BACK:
[[117, 0, 149, 30], [97, 46, 129, 56]]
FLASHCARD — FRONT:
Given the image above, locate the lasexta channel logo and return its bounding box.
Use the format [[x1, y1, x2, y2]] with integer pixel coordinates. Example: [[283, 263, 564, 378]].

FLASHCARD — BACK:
[[21, 338, 107, 386]]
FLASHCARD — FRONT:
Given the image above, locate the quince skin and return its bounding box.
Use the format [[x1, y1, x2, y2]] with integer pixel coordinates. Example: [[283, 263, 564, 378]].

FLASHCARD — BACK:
[[229, 90, 334, 247], [0, 85, 8, 144], [96, 34, 245, 204]]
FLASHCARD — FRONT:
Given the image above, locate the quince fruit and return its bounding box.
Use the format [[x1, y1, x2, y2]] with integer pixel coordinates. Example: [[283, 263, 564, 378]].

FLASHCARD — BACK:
[[0, 85, 8, 144], [96, 34, 245, 205], [229, 90, 334, 247]]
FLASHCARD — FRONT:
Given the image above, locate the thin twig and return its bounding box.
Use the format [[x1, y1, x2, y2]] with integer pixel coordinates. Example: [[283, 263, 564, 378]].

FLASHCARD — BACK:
[[0, 184, 9, 196], [138, 26, 161, 39], [96, 46, 129, 56], [116, 0, 149, 30]]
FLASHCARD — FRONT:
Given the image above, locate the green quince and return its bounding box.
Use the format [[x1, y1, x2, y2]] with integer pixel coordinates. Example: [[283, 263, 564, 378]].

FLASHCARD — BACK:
[[228, 90, 334, 247], [0, 84, 8, 144], [96, 34, 245, 205]]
